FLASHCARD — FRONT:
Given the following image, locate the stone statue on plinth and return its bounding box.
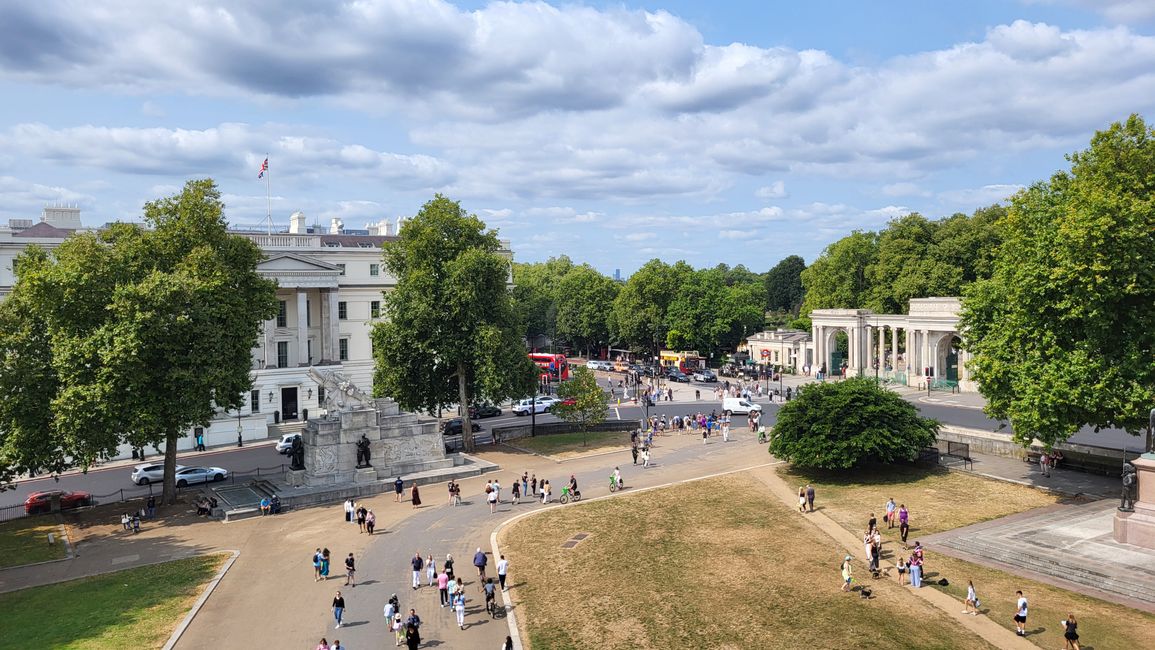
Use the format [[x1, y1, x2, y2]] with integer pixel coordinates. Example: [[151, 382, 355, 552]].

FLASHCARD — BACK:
[[355, 434, 372, 468], [1120, 462, 1138, 512], [289, 435, 306, 471]]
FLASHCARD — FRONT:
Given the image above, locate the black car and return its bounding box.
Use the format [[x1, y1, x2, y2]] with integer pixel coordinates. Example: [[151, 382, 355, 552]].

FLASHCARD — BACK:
[[468, 404, 502, 419], [694, 369, 718, 382], [666, 370, 691, 383], [442, 418, 482, 436]]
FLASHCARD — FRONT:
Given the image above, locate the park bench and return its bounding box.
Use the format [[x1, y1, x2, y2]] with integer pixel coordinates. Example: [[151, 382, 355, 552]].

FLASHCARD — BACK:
[[1024, 449, 1119, 476], [939, 441, 973, 469]]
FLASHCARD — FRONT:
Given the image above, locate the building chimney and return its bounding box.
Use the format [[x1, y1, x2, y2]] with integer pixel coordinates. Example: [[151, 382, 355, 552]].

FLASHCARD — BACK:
[[289, 211, 307, 234]]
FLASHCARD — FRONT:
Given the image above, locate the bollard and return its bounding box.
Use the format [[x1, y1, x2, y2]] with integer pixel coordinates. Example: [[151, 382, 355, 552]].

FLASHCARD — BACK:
[[47, 532, 55, 545]]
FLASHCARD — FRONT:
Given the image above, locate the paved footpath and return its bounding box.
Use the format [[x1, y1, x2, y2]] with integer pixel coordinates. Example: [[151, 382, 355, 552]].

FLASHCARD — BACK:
[[1, 422, 1120, 649]]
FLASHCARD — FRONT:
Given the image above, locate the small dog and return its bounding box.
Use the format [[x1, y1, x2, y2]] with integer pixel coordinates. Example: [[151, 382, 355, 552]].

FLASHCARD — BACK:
[[859, 587, 873, 599]]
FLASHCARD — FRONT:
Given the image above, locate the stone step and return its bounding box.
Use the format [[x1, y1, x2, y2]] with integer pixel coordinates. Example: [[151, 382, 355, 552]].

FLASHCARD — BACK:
[[934, 537, 1155, 603]]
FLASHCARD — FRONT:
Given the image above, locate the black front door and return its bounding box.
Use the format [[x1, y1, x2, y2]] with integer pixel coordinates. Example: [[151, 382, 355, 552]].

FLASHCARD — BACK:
[[281, 387, 299, 421]]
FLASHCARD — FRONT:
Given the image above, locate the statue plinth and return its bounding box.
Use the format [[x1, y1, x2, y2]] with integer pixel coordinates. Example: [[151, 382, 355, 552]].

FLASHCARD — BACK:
[[286, 469, 306, 487], [1114, 456, 1155, 548]]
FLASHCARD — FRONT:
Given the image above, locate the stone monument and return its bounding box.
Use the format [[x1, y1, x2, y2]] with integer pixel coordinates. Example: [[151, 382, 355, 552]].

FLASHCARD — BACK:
[[1114, 456, 1155, 548], [290, 368, 453, 487]]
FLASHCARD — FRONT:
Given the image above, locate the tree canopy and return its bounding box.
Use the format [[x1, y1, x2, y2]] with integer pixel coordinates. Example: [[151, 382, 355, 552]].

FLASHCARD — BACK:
[[555, 265, 619, 356], [764, 254, 806, 314], [768, 378, 939, 469], [960, 115, 1155, 449], [0, 179, 278, 500], [371, 195, 538, 451], [551, 366, 609, 445]]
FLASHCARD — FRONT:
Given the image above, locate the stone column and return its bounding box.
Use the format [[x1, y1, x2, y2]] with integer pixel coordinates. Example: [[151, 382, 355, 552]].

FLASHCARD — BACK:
[[263, 317, 275, 368], [328, 288, 341, 364], [891, 326, 899, 371], [921, 329, 931, 376], [846, 326, 856, 374], [878, 326, 885, 370], [296, 290, 308, 367]]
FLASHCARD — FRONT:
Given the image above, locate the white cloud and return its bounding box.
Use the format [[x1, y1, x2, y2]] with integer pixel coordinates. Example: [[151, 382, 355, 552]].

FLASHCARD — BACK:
[[0, 176, 94, 219], [622, 232, 656, 242], [755, 181, 787, 199], [938, 184, 1025, 206]]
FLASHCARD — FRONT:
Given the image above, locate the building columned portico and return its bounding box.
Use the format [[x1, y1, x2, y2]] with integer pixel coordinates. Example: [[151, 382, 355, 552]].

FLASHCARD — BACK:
[[810, 297, 973, 390]]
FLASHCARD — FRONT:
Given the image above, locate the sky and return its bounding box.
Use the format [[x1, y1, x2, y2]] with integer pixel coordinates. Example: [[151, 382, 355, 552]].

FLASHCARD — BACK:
[[1, 0, 1154, 275]]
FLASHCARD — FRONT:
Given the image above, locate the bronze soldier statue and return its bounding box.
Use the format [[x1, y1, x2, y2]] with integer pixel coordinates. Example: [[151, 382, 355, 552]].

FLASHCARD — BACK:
[[356, 434, 372, 468], [1120, 462, 1137, 512]]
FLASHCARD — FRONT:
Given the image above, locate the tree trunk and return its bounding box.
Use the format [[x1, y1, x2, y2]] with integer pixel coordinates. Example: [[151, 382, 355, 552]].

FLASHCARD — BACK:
[[458, 363, 475, 453], [162, 429, 179, 505]]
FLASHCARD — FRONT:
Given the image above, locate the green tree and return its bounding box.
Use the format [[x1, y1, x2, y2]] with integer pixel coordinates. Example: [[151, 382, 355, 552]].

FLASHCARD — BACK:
[[371, 195, 538, 452], [610, 259, 692, 354], [512, 256, 573, 345], [555, 265, 619, 357], [764, 255, 806, 314], [800, 231, 878, 314], [551, 366, 609, 446], [665, 268, 764, 357], [961, 115, 1155, 449], [769, 378, 939, 468], [0, 180, 279, 502]]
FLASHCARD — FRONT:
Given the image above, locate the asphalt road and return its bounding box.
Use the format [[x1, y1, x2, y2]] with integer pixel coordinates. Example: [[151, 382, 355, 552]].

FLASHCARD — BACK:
[[5, 381, 1144, 509]]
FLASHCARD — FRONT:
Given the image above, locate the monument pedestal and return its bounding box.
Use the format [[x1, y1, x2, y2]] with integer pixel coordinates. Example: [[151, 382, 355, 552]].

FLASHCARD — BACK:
[[354, 467, 378, 484], [1114, 456, 1155, 548], [286, 469, 306, 487]]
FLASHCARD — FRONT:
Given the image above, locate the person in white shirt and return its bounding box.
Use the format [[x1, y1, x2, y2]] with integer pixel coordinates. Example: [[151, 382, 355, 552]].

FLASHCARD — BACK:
[[496, 554, 509, 591], [1014, 590, 1028, 635], [963, 580, 980, 615]]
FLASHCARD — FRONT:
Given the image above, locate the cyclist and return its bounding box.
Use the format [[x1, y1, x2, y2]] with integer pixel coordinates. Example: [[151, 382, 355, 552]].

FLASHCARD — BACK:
[[483, 578, 497, 617], [613, 467, 622, 490], [569, 474, 579, 498]]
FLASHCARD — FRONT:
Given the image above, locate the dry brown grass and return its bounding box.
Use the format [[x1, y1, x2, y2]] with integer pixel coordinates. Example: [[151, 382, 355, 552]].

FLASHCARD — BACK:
[[777, 464, 1062, 537], [778, 464, 1155, 650], [510, 430, 632, 460], [501, 473, 998, 650]]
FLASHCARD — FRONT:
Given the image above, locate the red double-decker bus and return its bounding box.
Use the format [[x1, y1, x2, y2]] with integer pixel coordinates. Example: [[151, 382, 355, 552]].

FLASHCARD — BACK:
[[529, 353, 569, 382]]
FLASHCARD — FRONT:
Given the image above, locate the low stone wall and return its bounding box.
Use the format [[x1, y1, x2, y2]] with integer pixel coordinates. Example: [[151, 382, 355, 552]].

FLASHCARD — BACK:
[[493, 420, 638, 442], [938, 425, 1135, 474]]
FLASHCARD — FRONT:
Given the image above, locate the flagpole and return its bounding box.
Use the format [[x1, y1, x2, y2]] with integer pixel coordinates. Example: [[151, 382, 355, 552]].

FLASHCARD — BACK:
[[265, 152, 272, 235]]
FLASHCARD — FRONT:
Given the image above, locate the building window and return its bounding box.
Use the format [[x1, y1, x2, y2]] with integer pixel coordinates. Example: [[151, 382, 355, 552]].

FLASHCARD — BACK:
[[339, 338, 349, 361], [370, 301, 380, 318], [318, 386, 325, 405], [370, 263, 380, 277], [277, 300, 287, 327], [338, 301, 347, 320], [307, 339, 313, 364], [336, 263, 346, 276], [251, 389, 260, 414], [306, 300, 311, 326], [277, 341, 289, 368]]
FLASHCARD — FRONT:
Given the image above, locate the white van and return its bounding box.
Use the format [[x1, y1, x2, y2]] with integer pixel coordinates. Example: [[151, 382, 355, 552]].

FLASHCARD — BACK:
[[722, 397, 762, 415]]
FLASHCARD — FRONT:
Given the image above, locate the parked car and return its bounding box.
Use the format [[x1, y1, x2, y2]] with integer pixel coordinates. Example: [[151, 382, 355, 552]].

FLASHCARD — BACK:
[[556, 397, 577, 407], [468, 403, 502, 419], [275, 433, 300, 454], [443, 418, 482, 436], [131, 462, 186, 485], [722, 397, 763, 415], [24, 490, 93, 514], [173, 466, 228, 487], [666, 370, 691, 383], [693, 370, 718, 383], [513, 397, 552, 416]]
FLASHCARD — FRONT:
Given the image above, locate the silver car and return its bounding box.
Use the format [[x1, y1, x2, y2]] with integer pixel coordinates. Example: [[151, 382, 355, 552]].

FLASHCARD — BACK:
[[130, 463, 185, 486], [275, 433, 300, 454], [173, 466, 229, 487]]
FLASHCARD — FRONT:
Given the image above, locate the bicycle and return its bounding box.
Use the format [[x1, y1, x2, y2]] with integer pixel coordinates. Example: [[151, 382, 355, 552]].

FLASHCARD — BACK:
[[485, 592, 497, 617], [609, 474, 623, 492], [757, 426, 769, 444], [559, 485, 582, 504]]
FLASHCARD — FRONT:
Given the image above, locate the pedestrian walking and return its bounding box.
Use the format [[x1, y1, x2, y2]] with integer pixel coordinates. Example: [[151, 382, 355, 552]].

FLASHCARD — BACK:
[[1040, 450, 1051, 478], [356, 505, 367, 532], [395, 476, 404, 502], [332, 590, 345, 628], [898, 504, 910, 544], [511, 479, 521, 503], [384, 592, 399, 621], [521, 472, 528, 497], [798, 487, 807, 513], [344, 498, 354, 523], [541, 479, 551, 504], [313, 548, 323, 581], [447, 480, 456, 505], [331, 639, 344, 650], [1062, 613, 1080, 649], [868, 512, 877, 532], [631, 441, 639, 465], [366, 509, 376, 535], [885, 497, 896, 529], [411, 551, 424, 590], [493, 478, 502, 503], [895, 556, 907, 586], [864, 531, 876, 572], [497, 554, 509, 591], [909, 551, 923, 588], [642, 447, 651, 468], [146, 495, 156, 518], [963, 579, 980, 615], [474, 547, 488, 580], [321, 548, 331, 580], [406, 608, 422, 634], [447, 574, 458, 602], [453, 587, 467, 629], [438, 569, 450, 607], [806, 484, 815, 512], [1014, 590, 1028, 636], [316, 638, 329, 650], [344, 553, 356, 587], [841, 555, 853, 592], [411, 483, 422, 508], [488, 483, 498, 513], [530, 474, 538, 496], [391, 613, 404, 647], [405, 623, 421, 650], [444, 553, 455, 580], [426, 553, 436, 586]]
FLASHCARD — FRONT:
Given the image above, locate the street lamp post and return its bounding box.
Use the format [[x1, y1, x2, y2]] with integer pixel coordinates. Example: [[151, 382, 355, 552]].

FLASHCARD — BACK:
[[236, 412, 243, 448]]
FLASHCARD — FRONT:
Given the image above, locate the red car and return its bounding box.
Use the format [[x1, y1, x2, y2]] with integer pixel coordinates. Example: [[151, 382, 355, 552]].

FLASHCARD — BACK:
[[558, 397, 577, 407], [24, 490, 93, 514]]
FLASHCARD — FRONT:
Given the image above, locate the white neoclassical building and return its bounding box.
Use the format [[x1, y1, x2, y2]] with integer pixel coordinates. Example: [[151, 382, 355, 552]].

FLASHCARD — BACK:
[[744, 297, 975, 391], [0, 207, 513, 456]]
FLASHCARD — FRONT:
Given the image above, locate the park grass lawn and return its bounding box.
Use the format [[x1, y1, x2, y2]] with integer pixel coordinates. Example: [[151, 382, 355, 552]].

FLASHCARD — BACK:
[[512, 430, 632, 459], [779, 464, 1155, 650], [777, 464, 1061, 536], [0, 554, 225, 649], [501, 473, 997, 650], [0, 517, 69, 568]]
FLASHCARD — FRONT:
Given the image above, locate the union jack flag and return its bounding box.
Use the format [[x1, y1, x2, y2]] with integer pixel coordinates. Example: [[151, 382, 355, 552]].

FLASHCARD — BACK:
[[258, 157, 268, 179]]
